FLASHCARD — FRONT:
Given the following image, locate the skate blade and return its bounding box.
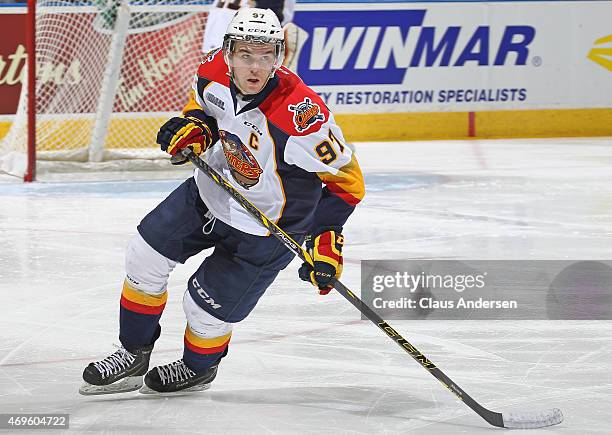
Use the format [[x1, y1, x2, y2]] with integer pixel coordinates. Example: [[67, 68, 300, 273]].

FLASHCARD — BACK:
[[138, 383, 211, 395], [79, 376, 143, 396]]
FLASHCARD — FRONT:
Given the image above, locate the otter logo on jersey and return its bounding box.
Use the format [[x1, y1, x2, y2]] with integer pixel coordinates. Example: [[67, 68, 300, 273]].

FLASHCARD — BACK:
[[288, 98, 325, 132], [219, 130, 263, 189]]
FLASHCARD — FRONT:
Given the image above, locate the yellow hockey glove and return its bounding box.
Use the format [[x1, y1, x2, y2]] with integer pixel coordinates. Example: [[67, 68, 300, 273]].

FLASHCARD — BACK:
[[156, 116, 215, 164], [298, 229, 344, 295]]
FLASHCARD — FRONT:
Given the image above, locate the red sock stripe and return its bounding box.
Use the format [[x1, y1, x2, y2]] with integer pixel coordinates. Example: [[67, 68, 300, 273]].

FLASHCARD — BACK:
[[184, 336, 230, 355], [120, 296, 166, 315]]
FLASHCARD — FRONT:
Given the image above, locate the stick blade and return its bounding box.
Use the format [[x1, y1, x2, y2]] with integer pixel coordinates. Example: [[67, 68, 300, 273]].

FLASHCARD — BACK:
[[502, 408, 563, 429]]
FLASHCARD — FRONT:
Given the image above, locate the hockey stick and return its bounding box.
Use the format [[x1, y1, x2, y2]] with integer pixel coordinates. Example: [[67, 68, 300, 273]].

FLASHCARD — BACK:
[[182, 149, 563, 429]]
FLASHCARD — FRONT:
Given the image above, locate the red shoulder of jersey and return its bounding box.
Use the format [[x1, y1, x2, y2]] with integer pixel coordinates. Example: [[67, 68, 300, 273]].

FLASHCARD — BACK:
[[196, 48, 230, 87], [259, 67, 330, 137]]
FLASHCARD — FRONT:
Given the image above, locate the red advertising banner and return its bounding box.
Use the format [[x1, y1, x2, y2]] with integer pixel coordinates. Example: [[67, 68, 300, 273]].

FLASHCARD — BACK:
[[0, 8, 206, 116], [0, 11, 27, 115]]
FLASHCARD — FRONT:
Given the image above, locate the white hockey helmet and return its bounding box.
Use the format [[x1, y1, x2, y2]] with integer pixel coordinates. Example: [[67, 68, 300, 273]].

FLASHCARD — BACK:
[[223, 8, 285, 76]]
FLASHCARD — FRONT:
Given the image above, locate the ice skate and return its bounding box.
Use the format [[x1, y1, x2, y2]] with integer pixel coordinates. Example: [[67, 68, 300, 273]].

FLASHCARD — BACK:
[[139, 359, 218, 394], [79, 345, 153, 395]]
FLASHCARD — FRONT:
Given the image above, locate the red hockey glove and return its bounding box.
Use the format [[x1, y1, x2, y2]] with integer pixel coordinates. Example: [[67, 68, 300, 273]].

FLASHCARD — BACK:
[[156, 116, 215, 164], [298, 229, 344, 295]]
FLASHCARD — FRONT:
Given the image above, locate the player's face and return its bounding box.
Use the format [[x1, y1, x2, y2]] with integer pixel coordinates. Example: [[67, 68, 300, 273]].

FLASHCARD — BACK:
[[230, 42, 276, 95]]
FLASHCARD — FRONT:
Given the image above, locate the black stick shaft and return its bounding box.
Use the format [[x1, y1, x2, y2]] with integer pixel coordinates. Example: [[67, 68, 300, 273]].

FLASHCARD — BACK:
[[331, 278, 502, 427], [183, 150, 504, 428]]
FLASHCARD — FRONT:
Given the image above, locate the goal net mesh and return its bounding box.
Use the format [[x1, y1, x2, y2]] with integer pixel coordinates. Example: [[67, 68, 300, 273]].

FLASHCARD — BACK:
[[1, 0, 210, 176]]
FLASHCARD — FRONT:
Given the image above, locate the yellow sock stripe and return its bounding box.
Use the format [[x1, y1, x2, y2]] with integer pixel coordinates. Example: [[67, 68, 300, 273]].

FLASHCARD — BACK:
[[184, 326, 232, 349], [121, 280, 168, 307]]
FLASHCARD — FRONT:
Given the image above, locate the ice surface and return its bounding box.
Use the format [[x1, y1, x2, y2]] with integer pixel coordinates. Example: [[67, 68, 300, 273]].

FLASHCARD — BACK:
[[1, 138, 611, 434]]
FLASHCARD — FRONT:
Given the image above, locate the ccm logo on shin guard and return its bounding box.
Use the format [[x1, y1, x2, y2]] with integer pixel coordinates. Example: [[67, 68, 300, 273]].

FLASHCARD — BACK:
[[192, 278, 222, 309]]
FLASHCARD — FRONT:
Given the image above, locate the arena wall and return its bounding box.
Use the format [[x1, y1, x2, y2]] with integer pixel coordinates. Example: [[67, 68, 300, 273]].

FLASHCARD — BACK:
[[1, 1, 611, 143]]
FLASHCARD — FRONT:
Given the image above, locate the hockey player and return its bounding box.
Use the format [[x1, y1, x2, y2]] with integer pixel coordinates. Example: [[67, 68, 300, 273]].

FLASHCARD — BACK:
[[80, 7, 364, 395]]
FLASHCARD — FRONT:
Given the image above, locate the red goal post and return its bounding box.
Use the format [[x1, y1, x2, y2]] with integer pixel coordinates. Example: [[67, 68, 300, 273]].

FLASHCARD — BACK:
[[2, 0, 212, 181]]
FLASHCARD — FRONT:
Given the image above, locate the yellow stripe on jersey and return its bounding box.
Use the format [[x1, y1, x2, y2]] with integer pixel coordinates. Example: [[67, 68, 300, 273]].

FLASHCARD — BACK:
[[183, 90, 204, 114], [267, 119, 287, 230], [317, 154, 365, 206]]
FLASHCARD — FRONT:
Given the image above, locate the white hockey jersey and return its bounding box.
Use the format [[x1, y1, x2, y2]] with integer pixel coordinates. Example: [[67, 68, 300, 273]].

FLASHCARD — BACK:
[[183, 49, 364, 237]]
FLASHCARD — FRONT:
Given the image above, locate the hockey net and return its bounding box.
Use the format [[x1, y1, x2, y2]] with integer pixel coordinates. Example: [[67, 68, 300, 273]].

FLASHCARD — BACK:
[[1, 0, 211, 179]]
